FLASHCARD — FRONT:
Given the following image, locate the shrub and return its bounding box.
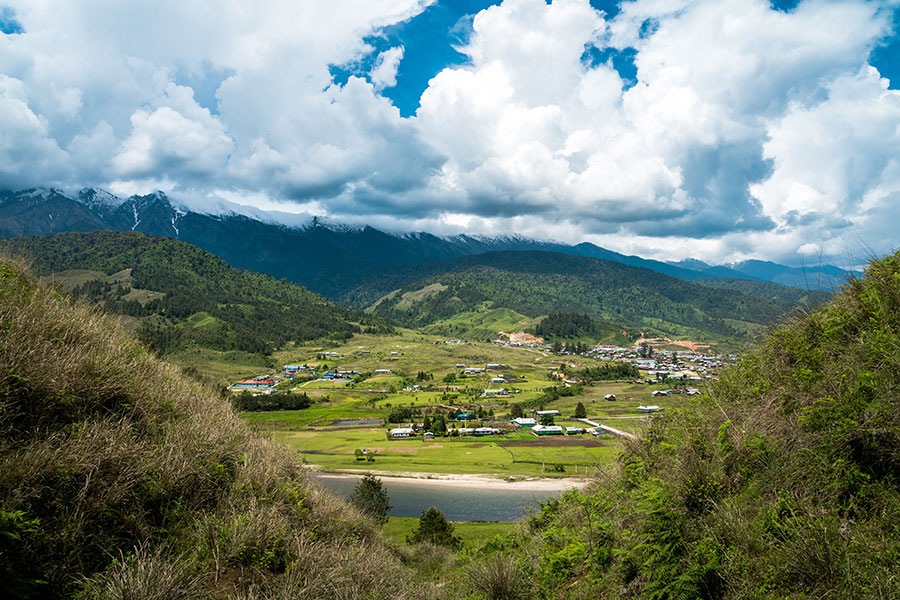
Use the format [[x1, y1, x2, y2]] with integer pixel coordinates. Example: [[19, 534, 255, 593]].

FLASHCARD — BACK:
[[350, 475, 391, 525], [407, 507, 462, 550]]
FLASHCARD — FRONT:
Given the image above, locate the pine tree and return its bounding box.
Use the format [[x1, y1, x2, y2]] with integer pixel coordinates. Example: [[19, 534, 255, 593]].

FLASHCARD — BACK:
[[406, 506, 462, 549], [350, 474, 391, 525]]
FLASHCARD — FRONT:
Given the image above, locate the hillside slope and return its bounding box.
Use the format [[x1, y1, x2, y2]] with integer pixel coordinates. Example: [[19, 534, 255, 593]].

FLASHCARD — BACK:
[[356, 251, 797, 342], [0, 231, 391, 359], [492, 251, 900, 598], [0, 259, 425, 599]]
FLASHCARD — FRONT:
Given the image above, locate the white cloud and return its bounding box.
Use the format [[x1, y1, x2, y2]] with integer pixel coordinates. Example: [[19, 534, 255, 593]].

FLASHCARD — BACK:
[[1, 0, 899, 265], [371, 46, 405, 90]]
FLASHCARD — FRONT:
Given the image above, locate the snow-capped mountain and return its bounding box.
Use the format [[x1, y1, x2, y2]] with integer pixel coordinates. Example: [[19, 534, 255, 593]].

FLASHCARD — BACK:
[[0, 187, 854, 298]]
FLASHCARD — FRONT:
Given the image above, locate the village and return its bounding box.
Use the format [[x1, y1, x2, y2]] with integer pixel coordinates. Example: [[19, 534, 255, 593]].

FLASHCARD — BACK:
[[232, 331, 739, 478]]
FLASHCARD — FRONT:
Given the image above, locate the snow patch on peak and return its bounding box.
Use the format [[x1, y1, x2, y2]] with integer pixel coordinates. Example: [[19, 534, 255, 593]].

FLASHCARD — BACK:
[[23, 188, 64, 200], [303, 216, 364, 233], [77, 188, 123, 207]]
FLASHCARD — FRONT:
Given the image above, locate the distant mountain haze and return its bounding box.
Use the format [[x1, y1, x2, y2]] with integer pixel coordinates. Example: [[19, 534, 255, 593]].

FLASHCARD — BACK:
[[0, 188, 854, 297]]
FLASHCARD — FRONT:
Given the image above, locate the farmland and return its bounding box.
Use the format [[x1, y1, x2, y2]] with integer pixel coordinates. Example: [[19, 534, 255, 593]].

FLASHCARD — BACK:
[[239, 330, 718, 478]]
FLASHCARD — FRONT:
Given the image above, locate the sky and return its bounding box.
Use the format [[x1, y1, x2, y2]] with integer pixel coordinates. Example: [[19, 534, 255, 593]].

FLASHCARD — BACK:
[[1, 0, 900, 266]]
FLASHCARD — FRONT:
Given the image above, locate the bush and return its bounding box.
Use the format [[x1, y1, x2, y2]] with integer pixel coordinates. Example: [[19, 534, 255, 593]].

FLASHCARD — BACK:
[[407, 507, 462, 550], [350, 475, 391, 525]]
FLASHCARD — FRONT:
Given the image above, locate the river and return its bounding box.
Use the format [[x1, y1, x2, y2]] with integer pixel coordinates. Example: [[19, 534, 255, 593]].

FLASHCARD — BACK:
[[309, 473, 569, 522]]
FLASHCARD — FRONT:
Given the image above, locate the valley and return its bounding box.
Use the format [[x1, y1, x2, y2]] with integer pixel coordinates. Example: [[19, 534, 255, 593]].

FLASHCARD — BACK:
[[232, 330, 724, 482]]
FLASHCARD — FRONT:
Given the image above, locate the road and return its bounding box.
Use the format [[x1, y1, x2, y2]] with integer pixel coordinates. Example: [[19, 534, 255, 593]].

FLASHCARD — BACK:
[[575, 418, 639, 443]]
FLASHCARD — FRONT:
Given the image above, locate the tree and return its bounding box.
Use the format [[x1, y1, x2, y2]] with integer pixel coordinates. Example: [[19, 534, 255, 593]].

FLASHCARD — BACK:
[[431, 414, 447, 436], [510, 403, 524, 418], [574, 402, 587, 418], [442, 372, 457, 384], [350, 474, 391, 524], [539, 413, 556, 426], [354, 448, 364, 461], [406, 506, 462, 549]]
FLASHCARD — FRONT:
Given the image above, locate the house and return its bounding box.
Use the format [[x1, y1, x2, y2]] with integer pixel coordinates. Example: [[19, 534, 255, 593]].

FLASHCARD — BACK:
[[486, 363, 501, 369], [482, 388, 509, 397], [424, 431, 434, 439], [455, 412, 472, 421], [511, 417, 537, 427], [464, 367, 485, 374], [389, 427, 416, 438], [651, 390, 668, 397], [474, 427, 500, 436], [535, 409, 560, 416], [490, 377, 505, 383], [565, 427, 585, 434], [456, 364, 467, 368], [636, 405, 664, 413], [229, 377, 277, 390], [532, 424, 564, 436], [374, 369, 392, 374], [604, 394, 616, 401]]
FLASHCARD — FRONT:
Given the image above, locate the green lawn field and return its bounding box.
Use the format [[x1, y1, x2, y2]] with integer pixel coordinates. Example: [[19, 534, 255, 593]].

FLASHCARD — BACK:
[[239, 330, 710, 477], [383, 517, 517, 547]]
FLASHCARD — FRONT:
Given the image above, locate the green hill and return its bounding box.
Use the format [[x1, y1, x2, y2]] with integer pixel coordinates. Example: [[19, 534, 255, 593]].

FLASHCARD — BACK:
[[357, 251, 797, 342], [0, 259, 422, 599], [694, 276, 833, 305], [472, 251, 900, 598], [0, 231, 392, 376]]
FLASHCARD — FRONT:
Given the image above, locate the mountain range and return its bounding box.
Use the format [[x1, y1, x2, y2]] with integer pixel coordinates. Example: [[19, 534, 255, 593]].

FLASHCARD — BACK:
[[0, 188, 854, 298]]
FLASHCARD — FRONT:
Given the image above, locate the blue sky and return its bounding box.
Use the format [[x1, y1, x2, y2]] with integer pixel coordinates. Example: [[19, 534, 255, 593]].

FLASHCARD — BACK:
[[1, 0, 900, 265]]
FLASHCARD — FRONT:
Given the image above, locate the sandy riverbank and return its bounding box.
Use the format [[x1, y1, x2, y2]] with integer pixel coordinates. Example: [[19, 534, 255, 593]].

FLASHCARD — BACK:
[[306, 467, 592, 491]]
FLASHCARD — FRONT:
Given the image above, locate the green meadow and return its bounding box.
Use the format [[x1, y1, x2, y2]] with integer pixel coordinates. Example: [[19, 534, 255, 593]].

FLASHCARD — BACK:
[[383, 517, 517, 548], [239, 330, 704, 478]]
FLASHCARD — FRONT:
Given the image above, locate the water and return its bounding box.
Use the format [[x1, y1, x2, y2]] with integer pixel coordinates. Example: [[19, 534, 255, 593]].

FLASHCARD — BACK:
[[309, 473, 563, 522]]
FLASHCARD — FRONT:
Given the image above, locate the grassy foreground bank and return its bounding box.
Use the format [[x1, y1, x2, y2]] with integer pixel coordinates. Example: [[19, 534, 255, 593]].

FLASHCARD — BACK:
[[0, 259, 427, 599]]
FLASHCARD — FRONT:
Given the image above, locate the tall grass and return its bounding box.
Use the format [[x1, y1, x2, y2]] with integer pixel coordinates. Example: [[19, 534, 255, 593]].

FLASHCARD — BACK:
[[0, 259, 428, 599]]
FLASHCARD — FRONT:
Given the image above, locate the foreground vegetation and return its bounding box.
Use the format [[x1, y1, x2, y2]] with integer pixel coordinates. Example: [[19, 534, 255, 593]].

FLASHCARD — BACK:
[[0, 259, 424, 599]]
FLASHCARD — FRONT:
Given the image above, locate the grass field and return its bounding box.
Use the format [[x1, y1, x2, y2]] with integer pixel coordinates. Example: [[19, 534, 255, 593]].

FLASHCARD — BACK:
[[238, 329, 709, 477], [383, 517, 517, 547], [264, 425, 619, 476]]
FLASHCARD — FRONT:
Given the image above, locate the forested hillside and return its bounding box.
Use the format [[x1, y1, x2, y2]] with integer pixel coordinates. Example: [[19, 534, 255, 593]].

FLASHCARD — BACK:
[[694, 277, 832, 305], [0, 231, 391, 357], [358, 251, 798, 341], [475, 250, 900, 598]]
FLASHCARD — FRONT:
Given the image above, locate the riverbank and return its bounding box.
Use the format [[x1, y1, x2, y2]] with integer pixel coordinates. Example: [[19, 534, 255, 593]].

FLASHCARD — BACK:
[[307, 467, 591, 491]]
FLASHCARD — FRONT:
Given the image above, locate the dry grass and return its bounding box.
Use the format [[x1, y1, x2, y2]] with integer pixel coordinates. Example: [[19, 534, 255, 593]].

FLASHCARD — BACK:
[[0, 259, 427, 598]]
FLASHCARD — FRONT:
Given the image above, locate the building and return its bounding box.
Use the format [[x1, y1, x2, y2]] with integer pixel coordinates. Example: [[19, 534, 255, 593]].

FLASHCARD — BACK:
[[535, 409, 560, 417], [637, 405, 664, 413], [482, 388, 509, 397], [532, 424, 564, 436], [389, 427, 416, 438], [229, 376, 277, 390], [604, 394, 616, 401], [511, 417, 537, 427]]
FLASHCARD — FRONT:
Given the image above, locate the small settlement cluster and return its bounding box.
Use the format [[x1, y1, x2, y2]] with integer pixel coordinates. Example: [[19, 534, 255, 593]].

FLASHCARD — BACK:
[[388, 408, 593, 439]]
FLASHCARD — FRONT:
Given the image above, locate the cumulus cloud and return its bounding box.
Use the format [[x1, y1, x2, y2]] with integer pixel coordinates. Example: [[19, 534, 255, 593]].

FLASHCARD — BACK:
[[0, 0, 899, 265], [371, 46, 405, 89]]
